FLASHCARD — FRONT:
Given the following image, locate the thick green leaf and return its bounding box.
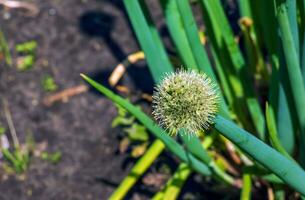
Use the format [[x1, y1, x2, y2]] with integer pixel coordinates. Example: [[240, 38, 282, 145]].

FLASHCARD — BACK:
[[123, 0, 173, 83], [215, 115, 305, 195], [199, 0, 265, 139], [276, 0, 305, 164]]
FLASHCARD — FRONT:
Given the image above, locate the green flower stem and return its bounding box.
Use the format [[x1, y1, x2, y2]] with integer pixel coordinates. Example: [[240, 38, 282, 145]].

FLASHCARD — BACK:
[[181, 133, 235, 185], [240, 173, 252, 200], [152, 163, 191, 200], [173, 0, 230, 118], [160, 0, 197, 70], [81, 74, 213, 175], [214, 115, 305, 195], [274, 185, 285, 200], [276, 0, 305, 165], [243, 165, 283, 184], [258, 0, 295, 155], [109, 139, 165, 200], [123, 0, 173, 83], [2, 149, 19, 170], [199, 0, 265, 139], [211, 46, 234, 107], [265, 103, 293, 160], [153, 131, 215, 200]]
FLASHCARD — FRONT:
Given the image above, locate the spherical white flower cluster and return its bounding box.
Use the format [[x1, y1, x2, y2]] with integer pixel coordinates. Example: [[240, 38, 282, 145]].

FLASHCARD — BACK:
[[152, 70, 219, 135]]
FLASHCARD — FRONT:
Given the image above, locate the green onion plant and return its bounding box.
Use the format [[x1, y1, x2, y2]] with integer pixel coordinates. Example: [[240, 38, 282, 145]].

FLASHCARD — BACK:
[[82, 0, 305, 199]]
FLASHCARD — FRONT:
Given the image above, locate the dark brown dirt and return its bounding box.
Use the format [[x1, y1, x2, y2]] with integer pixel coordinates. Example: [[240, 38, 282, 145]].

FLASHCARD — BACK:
[[0, 0, 145, 199]]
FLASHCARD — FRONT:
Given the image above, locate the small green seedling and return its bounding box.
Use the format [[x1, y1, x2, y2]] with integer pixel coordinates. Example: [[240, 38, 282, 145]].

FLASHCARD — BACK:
[[1, 134, 35, 174], [41, 151, 62, 164], [17, 55, 35, 71], [16, 40, 37, 54], [0, 126, 6, 135], [112, 104, 149, 158], [2, 147, 30, 174], [15, 40, 37, 71], [0, 30, 12, 65], [124, 124, 149, 142], [112, 104, 135, 127], [42, 75, 58, 92], [112, 104, 149, 142]]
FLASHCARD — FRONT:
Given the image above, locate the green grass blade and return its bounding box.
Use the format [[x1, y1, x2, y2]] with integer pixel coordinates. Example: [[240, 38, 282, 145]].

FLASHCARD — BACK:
[[274, 185, 285, 200], [81, 74, 213, 177], [286, 0, 299, 59], [301, 0, 305, 83], [199, 0, 265, 139], [152, 132, 215, 200], [239, 0, 267, 79], [109, 140, 165, 200], [243, 165, 284, 184], [173, 0, 231, 118], [206, 0, 243, 73], [174, 0, 213, 77], [181, 132, 234, 185], [199, 0, 245, 116], [152, 163, 191, 200], [161, 163, 191, 200], [276, 0, 305, 164], [123, 0, 173, 83], [260, 0, 295, 154], [160, 0, 197, 70], [0, 29, 12, 66], [265, 103, 293, 159], [238, 19, 267, 80], [210, 47, 234, 106], [214, 115, 305, 195], [2, 149, 19, 171], [302, 32, 305, 82], [299, 0, 305, 91], [254, 0, 278, 55], [239, 0, 251, 17], [274, 85, 295, 154], [299, 0, 305, 49], [180, 134, 211, 164], [240, 173, 252, 200]]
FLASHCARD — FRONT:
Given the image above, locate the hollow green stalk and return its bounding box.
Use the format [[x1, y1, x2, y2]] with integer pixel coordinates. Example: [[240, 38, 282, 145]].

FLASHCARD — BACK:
[[274, 185, 285, 200], [240, 173, 252, 200], [255, 0, 295, 154], [123, 0, 173, 83], [152, 130, 215, 200], [181, 133, 234, 185], [109, 139, 165, 200], [152, 163, 191, 200], [214, 115, 305, 195], [160, 0, 232, 119], [276, 0, 305, 164], [265, 103, 292, 160], [199, 0, 265, 139]]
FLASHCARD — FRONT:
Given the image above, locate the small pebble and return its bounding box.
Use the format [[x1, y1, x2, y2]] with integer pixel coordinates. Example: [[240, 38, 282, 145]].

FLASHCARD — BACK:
[[49, 8, 56, 16], [32, 99, 38, 106], [3, 12, 11, 20]]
